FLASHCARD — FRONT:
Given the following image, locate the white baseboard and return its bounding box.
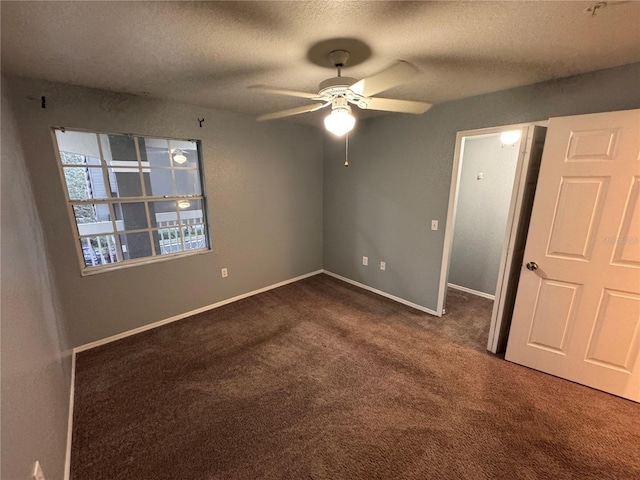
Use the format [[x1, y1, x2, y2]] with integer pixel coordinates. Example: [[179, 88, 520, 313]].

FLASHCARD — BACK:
[[447, 282, 495, 300], [73, 270, 323, 354], [323, 270, 439, 317]]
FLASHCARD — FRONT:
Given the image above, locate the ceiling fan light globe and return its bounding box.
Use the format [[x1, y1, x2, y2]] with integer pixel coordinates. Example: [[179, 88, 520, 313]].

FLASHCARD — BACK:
[[324, 109, 356, 136], [173, 152, 188, 164]]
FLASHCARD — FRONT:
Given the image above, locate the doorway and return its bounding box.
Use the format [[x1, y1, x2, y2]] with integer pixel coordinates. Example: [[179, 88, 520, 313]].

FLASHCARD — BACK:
[[437, 123, 547, 353]]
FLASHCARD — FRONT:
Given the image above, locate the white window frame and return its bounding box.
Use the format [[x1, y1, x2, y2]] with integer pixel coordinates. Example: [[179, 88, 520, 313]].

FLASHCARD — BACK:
[[51, 127, 211, 276]]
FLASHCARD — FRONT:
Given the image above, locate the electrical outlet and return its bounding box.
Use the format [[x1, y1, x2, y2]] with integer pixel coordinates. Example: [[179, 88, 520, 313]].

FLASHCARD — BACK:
[[32, 461, 45, 480], [431, 220, 438, 231], [221, 268, 228, 278], [362, 256, 368, 266], [380, 261, 386, 271]]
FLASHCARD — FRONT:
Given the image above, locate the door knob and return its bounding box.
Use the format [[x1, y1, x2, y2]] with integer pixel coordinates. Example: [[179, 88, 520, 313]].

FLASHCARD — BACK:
[[526, 261, 538, 271]]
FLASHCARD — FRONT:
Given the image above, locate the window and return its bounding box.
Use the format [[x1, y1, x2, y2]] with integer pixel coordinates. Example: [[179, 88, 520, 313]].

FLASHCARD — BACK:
[[53, 128, 209, 273]]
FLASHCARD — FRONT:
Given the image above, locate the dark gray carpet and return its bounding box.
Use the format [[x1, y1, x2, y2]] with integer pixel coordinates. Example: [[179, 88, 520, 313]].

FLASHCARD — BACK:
[[71, 274, 640, 479]]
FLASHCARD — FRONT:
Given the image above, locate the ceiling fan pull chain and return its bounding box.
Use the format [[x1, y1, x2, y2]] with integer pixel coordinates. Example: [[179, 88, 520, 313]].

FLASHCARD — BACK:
[[344, 132, 349, 167]]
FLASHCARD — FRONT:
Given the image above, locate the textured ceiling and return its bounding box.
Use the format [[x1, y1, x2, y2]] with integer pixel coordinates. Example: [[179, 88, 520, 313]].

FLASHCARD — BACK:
[[2, 1, 639, 125]]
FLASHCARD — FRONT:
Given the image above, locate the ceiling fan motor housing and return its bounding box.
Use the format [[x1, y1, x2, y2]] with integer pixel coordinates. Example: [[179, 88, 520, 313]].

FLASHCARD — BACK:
[[318, 77, 358, 96]]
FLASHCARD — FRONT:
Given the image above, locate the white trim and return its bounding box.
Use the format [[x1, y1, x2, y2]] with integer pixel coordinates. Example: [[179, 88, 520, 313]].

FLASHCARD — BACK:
[[486, 126, 534, 352], [64, 351, 76, 480], [447, 282, 495, 300], [453, 120, 548, 140], [487, 125, 546, 353], [322, 270, 439, 316], [73, 269, 323, 353], [437, 129, 467, 315]]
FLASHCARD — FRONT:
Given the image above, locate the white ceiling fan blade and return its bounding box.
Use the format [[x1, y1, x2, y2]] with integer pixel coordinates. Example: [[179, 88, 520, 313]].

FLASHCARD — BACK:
[[363, 97, 432, 114], [350, 60, 419, 97], [248, 85, 319, 99], [256, 103, 328, 121]]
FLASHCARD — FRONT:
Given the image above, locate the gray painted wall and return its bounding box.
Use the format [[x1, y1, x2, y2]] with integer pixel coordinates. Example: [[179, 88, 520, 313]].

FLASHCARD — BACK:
[[448, 134, 521, 295], [1, 80, 71, 480], [323, 62, 640, 311], [5, 76, 323, 347]]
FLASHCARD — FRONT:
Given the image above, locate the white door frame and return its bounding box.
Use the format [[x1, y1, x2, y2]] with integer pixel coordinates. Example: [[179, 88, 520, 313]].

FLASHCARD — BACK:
[[436, 121, 547, 340]]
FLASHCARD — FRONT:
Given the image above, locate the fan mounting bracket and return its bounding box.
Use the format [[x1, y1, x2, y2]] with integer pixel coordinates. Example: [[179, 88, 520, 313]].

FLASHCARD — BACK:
[[328, 49, 350, 68]]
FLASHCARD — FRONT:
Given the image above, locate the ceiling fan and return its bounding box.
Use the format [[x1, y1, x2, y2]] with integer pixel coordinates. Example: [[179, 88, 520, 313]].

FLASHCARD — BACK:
[[248, 50, 432, 136]]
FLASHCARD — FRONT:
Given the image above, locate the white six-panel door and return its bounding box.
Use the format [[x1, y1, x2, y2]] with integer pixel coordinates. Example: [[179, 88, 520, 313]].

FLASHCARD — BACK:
[[505, 109, 640, 402]]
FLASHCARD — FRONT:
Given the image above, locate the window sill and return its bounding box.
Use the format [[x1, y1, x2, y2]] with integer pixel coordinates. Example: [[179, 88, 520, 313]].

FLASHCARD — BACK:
[[80, 248, 211, 276]]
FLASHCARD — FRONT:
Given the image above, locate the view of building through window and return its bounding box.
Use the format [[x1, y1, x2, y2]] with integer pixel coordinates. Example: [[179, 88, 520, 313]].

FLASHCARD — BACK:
[[53, 129, 209, 272]]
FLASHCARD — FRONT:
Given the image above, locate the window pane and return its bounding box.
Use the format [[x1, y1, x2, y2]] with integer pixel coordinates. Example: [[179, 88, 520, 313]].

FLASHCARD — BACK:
[[155, 227, 182, 255], [119, 232, 153, 260], [175, 168, 201, 195], [148, 169, 175, 197], [56, 131, 101, 160], [150, 201, 178, 228], [144, 138, 171, 168], [108, 168, 143, 197], [73, 204, 98, 224], [80, 236, 119, 267], [64, 167, 108, 200], [73, 204, 114, 235], [60, 153, 86, 165], [80, 238, 100, 267], [182, 224, 207, 251], [101, 134, 139, 167], [169, 140, 198, 168], [177, 199, 204, 225], [113, 202, 148, 231]]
